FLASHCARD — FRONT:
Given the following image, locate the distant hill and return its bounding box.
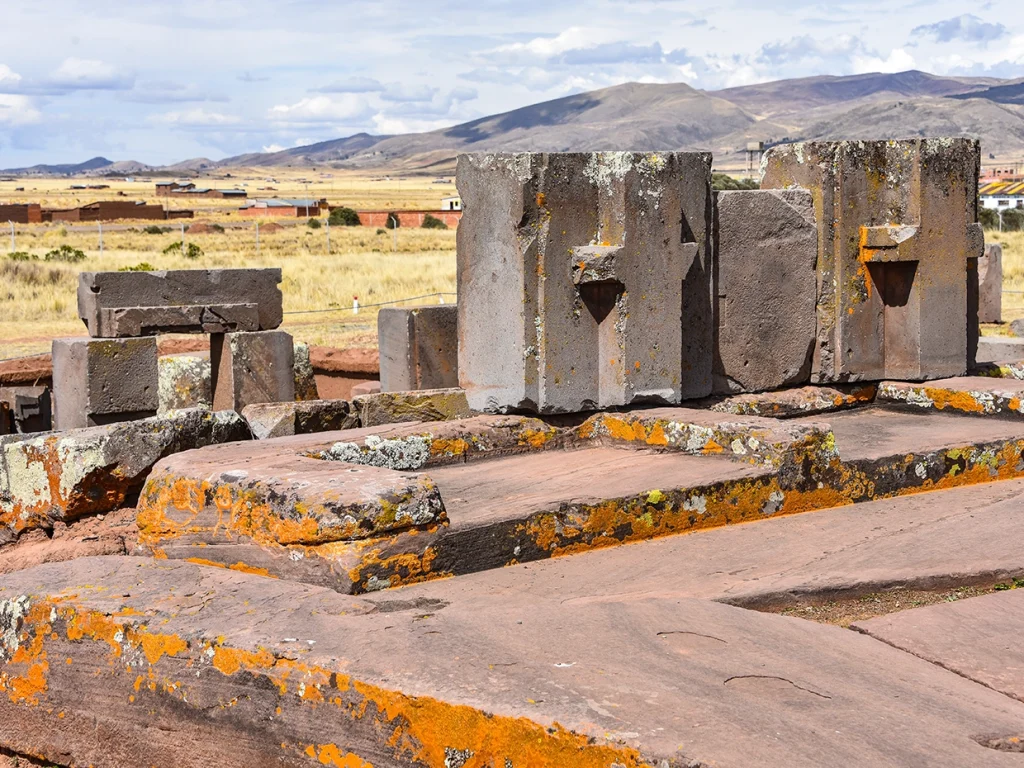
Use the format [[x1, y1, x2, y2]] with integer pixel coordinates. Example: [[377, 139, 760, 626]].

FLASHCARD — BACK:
[[5, 69, 1024, 176]]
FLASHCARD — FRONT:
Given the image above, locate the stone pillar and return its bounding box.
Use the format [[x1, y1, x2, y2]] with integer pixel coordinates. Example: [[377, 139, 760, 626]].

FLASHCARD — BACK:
[[457, 151, 713, 414], [979, 243, 1003, 324], [762, 138, 984, 382], [211, 331, 295, 413], [52, 337, 159, 430], [378, 305, 458, 392], [713, 189, 818, 394]]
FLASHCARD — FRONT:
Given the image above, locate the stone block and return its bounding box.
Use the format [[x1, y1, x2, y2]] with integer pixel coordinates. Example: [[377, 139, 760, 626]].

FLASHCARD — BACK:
[[979, 243, 1002, 324], [378, 304, 458, 392], [354, 387, 471, 427], [0, 386, 52, 434], [976, 336, 1024, 364], [241, 399, 359, 439], [210, 330, 295, 412], [350, 380, 381, 397], [157, 353, 211, 413], [762, 138, 984, 382], [293, 341, 319, 400], [714, 189, 817, 393], [457, 151, 713, 413], [78, 268, 283, 337], [0, 408, 251, 544], [51, 337, 158, 430]]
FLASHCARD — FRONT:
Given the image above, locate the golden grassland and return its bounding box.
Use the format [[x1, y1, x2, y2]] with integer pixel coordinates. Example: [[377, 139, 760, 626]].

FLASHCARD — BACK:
[[0, 223, 456, 359], [984, 230, 1024, 333]]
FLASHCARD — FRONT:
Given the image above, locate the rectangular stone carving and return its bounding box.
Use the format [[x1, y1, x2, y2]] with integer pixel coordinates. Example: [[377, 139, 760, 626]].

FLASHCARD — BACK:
[[979, 243, 1002, 325], [78, 269, 283, 337], [378, 305, 458, 393], [457, 152, 713, 413], [98, 303, 260, 337], [714, 189, 817, 393], [52, 337, 158, 430], [761, 138, 984, 382], [211, 330, 295, 412]]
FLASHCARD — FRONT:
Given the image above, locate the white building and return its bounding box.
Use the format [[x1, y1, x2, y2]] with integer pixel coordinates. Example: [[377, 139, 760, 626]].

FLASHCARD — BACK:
[[980, 181, 1024, 210]]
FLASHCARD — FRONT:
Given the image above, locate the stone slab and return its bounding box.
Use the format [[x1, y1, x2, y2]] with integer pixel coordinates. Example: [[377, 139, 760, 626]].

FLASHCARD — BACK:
[[977, 336, 1024, 364], [878, 376, 1024, 417], [51, 336, 158, 430], [78, 269, 283, 337], [0, 408, 251, 546], [241, 399, 358, 439], [979, 243, 1003, 324], [457, 152, 713, 413], [707, 383, 877, 418], [353, 388, 471, 427], [854, 588, 1024, 702], [211, 330, 295, 412], [714, 188, 817, 393], [378, 305, 458, 392], [762, 138, 983, 382], [3, 556, 1024, 767]]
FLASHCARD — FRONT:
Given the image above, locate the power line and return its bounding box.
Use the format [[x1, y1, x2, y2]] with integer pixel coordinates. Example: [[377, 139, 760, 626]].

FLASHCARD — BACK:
[[282, 292, 457, 316]]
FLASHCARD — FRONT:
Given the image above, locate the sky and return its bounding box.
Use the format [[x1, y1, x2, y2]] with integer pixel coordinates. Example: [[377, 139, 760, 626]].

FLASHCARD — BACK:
[[0, 0, 1021, 167]]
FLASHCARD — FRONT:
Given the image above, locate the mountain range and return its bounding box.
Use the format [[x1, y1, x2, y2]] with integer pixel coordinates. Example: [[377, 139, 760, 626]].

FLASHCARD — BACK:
[[5, 69, 1024, 176]]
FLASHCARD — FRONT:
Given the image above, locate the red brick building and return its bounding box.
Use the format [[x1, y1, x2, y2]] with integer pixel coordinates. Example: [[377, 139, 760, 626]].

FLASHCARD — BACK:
[[0, 204, 42, 224], [240, 199, 327, 218], [356, 210, 462, 229], [41, 201, 189, 222]]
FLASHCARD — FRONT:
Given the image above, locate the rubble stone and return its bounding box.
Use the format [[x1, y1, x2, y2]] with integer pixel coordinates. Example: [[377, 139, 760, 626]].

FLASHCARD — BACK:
[[378, 304, 458, 392], [0, 408, 251, 543], [350, 380, 380, 397], [457, 151, 713, 413], [354, 387, 471, 427], [241, 399, 359, 439], [78, 268, 283, 337], [762, 138, 984, 382], [292, 341, 319, 401], [157, 353, 211, 413], [211, 330, 295, 412], [714, 189, 817, 393], [51, 337, 158, 430]]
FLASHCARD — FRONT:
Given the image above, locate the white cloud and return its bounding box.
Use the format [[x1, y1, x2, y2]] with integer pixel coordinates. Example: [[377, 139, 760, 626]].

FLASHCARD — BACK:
[[268, 94, 373, 124], [852, 47, 916, 74], [0, 94, 41, 125], [152, 108, 241, 126], [0, 65, 22, 89], [313, 76, 384, 94], [371, 114, 460, 134], [48, 57, 134, 90], [261, 143, 286, 152]]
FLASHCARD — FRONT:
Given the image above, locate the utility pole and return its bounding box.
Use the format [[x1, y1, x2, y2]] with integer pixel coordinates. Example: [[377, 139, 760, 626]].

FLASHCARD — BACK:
[[325, 219, 330, 254], [98, 222, 103, 254], [389, 215, 397, 253], [255, 221, 260, 254], [181, 221, 186, 257]]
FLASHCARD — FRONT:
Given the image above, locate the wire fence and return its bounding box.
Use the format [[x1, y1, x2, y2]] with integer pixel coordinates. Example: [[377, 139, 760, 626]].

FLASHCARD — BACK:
[[0, 291, 459, 364]]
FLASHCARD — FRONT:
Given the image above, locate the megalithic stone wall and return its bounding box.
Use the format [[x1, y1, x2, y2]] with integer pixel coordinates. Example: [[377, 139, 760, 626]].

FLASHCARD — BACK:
[[761, 138, 984, 383], [457, 152, 713, 414]]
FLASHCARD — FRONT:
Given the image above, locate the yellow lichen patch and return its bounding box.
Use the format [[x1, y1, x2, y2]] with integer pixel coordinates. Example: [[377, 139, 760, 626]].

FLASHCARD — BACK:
[[348, 546, 444, 591], [133, 630, 188, 665], [518, 427, 557, 450], [428, 438, 470, 460], [211, 645, 276, 677], [922, 388, 988, 414]]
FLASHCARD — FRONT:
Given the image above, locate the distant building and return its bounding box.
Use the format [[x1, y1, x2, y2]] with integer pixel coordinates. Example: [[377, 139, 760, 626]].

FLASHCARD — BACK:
[[157, 181, 247, 199], [981, 164, 1023, 183], [41, 200, 190, 222], [240, 199, 327, 218], [0, 203, 42, 224], [356, 209, 462, 228], [440, 196, 462, 211], [156, 181, 195, 196], [980, 181, 1024, 211]]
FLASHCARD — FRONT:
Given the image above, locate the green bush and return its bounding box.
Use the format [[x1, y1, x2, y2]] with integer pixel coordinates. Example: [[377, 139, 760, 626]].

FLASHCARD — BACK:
[[1001, 208, 1024, 232], [980, 207, 1000, 230], [329, 207, 361, 227], [376, 228, 387, 235], [44, 245, 86, 263], [711, 173, 758, 191], [307, 217, 322, 229], [119, 262, 156, 272], [7, 251, 36, 261], [162, 241, 204, 259], [421, 213, 448, 230], [384, 212, 401, 229], [142, 225, 172, 235]]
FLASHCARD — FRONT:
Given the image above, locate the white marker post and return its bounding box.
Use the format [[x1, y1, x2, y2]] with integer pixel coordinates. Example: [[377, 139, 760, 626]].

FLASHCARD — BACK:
[[353, 296, 359, 315], [325, 219, 331, 254]]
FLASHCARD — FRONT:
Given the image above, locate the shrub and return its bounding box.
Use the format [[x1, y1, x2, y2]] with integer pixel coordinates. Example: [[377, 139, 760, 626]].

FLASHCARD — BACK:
[[1001, 208, 1024, 232], [711, 173, 758, 191], [119, 262, 156, 272], [376, 228, 387, 235], [44, 245, 86, 263], [7, 251, 36, 261], [384, 212, 401, 229], [162, 241, 204, 259], [329, 207, 361, 227], [980, 207, 1000, 230], [142, 225, 172, 235], [421, 213, 448, 230], [307, 217, 322, 229]]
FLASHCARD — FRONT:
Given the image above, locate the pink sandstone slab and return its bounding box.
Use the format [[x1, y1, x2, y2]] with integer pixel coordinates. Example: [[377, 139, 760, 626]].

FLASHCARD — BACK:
[[854, 587, 1024, 703], [2, 556, 1024, 767]]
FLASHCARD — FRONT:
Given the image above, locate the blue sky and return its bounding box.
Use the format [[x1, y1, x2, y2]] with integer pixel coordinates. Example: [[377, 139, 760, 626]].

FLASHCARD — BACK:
[[0, 0, 1021, 167]]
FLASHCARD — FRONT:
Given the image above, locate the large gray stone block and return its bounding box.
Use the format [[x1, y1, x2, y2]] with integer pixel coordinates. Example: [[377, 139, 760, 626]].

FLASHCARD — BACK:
[[457, 152, 713, 414], [714, 189, 817, 393], [761, 138, 983, 382], [980, 243, 1003, 324], [78, 269, 283, 337], [378, 304, 458, 392], [211, 330, 295, 412], [52, 337, 158, 430], [157, 353, 211, 414]]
